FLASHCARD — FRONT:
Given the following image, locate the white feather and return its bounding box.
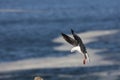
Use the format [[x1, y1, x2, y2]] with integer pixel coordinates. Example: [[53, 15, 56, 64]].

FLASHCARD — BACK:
[[71, 46, 82, 53], [71, 46, 90, 63]]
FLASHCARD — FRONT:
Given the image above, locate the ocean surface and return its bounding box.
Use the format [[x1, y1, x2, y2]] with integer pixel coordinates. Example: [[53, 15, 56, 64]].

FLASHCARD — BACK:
[[0, 0, 120, 80]]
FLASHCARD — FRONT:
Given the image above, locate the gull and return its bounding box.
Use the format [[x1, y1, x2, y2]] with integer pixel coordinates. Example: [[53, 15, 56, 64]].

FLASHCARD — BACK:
[[61, 29, 89, 64]]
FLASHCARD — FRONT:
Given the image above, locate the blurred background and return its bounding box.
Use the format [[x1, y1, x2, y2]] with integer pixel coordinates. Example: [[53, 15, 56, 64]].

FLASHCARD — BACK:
[[0, 0, 120, 80]]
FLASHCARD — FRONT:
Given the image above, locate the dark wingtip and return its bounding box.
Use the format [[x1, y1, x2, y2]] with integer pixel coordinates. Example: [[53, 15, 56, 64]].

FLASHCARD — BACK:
[[61, 32, 65, 36], [71, 29, 74, 34], [61, 32, 64, 35]]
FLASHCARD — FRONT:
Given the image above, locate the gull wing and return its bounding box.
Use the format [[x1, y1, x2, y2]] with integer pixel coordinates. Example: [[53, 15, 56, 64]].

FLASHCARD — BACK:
[[71, 29, 87, 53], [61, 33, 78, 46]]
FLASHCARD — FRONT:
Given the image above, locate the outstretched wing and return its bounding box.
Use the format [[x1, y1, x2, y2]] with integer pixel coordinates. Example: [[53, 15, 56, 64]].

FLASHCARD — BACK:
[[61, 33, 78, 46], [71, 29, 87, 53]]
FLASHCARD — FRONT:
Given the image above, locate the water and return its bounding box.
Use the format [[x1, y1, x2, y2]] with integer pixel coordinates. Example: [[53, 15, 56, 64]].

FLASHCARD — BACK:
[[0, 0, 120, 80]]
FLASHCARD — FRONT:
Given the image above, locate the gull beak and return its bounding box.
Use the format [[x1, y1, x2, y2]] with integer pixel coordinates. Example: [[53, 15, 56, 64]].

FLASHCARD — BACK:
[[83, 58, 86, 64]]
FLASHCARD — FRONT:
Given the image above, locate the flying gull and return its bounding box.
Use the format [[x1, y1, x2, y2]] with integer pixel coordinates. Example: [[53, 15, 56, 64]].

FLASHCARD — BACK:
[[61, 29, 89, 64]]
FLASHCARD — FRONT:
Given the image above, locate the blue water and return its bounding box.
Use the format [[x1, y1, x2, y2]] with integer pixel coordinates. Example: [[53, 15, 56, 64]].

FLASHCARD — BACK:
[[0, 0, 120, 80]]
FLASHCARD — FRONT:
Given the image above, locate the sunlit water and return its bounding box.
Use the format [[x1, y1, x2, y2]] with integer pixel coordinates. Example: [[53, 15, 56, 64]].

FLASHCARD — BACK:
[[0, 0, 120, 80]]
